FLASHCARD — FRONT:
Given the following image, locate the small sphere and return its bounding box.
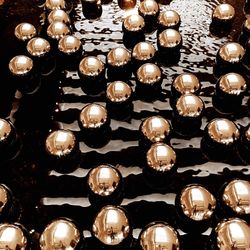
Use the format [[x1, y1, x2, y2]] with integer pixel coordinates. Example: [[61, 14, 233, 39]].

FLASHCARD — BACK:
[[132, 42, 156, 62], [58, 35, 81, 55], [139, 222, 180, 250], [79, 56, 104, 77], [146, 143, 176, 172], [176, 94, 204, 118], [118, 0, 136, 9], [14, 23, 36, 42], [138, 0, 159, 18], [9, 55, 33, 76], [218, 42, 245, 64], [215, 218, 250, 250], [212, 3, 235, 22], [39, 218, 81, 250], [107, 47, 131, 67], [245, 126, 250, 141], [0, 119, 12, 142], [79, 103, 107, 129], [123, 14, 145, 32], [0, 223, 28, 249], [180, 184, 216, 221], [48, 9, 71, 24], [158, 29, 182, 49], [243, 17, 250, 35], [158, 10, 181, 30], [106, 81, 132, 103], [45, 0, 66, 11], [218, 73, 247, 95], [47, 21, 70, 41], [45, 130, 76, 157], [137, 63, 161, 85], [27, 37, 51, 58], [141, 116, 171, 143], [207, 118, 240, 145], [92, 205, 131, 245], [172, 73, 200, 95], [222, 179, 250, 215], [87, 164, 121, 196]]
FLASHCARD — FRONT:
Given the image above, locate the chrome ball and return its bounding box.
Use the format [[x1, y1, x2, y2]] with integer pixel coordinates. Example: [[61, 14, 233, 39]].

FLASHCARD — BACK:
[[106, 81, 132, 103], [158, 10, 181, 30], [146, 143, 176, 172], [47, 21, 70, 41], [141, 116, 171, 143], [27, 37, 51, 58], [14, 23, 36, 42], [138, 0, 159, 18], [212, 3, 235, 22], [136, 63, 161, 85], [45, 0, 66, 11], [58, 35, 81, 55], [123, 14, 145, 32], [218, 42, 245, 63], [180, 184, 216, 221], [132, 42, 156, 62], [0, 119, 12, 142], [158, 29, 182, 49], [79, 56, 105, 77], [107, 47, 131, 67], [48, 9, 70, 25], [9, 55, 33, 76], [92, 205, 130, 245], [39, 218, 81, 250]]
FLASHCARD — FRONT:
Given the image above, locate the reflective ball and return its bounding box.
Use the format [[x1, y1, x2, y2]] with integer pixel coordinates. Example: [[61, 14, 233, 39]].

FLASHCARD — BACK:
[[0, 118, 12, 142], [39, 218, 81, 250], [0, 223, 28, 249], [87, 164, 121, 196], [243, 17, 250, 35], [180, 184, 216, 221], [176, 94, 204, 118], [146, 143, 176, 172], [14, 23, 36, 42], [0, 184, 11, 214], [207, 118, 240, 145], [47, 21, 70, 41], [136, 63, 161, 85], [48, 9, 71, 25], [45, 129, 76, 157], [215, 218, 250, 250], [27, 37, 51, 58], [58, 35, 81, 55], [139, 222, 180, 250], [79, 56, 105, 77], [132, 42, 156, 64], [107, 47, 131, 67], [138, 0, 159, 19], [45, 0, 66, 11], [106, 81, 132, 103], [222, 179, 250, 215], [92, 205, 131, 246], [158, 10, 181, 31], [79, 103, 108, 129], [9, 55, 33, 76], [123, 14, 145, 32], [158, 29, 182, 50], [212, 3, 235, 22], [140, 116, 171, 143]]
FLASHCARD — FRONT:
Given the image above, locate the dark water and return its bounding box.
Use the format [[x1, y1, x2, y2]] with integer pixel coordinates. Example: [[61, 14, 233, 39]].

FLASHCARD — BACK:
[[1, 0, 250, 249]]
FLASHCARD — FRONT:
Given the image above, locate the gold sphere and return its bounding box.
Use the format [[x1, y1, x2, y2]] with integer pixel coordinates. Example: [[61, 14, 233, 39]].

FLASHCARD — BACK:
[[106, 81, 132, 103], [27, 37, 51, 57], [244, 17, 250, 32], [0, 119, 12, 142], [123, 14, 145, 32], [48, 9, 70, 25], [58, 35, 81, 55], [158, 10, 180, 29], [146, 143, 176, 172], [139, 222, 180, 250], [87, 164, 121, 196], [158, 29, 182, 48], [246, 126, 250, 141], [141, 116, 171, 143], [207, 118, 240, 145], [0, 185, 8, 212], [216, 218, 250, 250], [218, 42, 245, 63], [223, 179, 250, 215], [45, 0, 66, 11], [80, 103, 108, 129], [14, 23, 36, 42], [173, 73, 200, 95], [45, 130, 76, 157], [138, 0, 159, 17], [92, 205, 130, 245], [9, 55, 33, 76], [176, 94, 204, 117], [137, 63, 161, 85], [132, 42, 156, 61], [212, 3, 235, 21], [180, 184, 216, 221], [39, 218, 81, 250], [0, 223, 28, 249], [107, 47, 131, 67], [218, 73, 247, 95], [47, 21, 70, 41], [79, 56, 104, 77]]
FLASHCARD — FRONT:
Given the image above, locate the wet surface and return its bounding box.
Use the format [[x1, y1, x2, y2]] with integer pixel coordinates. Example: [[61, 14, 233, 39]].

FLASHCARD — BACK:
[[0, 0, 250, 249]]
